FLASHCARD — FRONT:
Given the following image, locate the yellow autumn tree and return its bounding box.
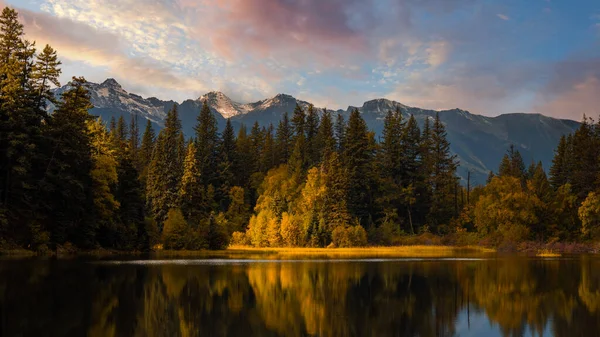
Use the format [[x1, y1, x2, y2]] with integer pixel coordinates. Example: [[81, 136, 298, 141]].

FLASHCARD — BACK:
[[473, 176, 541, 244], [87, 118, 119, 222]]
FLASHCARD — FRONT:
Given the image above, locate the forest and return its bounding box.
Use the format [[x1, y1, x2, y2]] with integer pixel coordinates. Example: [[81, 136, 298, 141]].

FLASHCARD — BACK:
[[1, 7, 600, 253]]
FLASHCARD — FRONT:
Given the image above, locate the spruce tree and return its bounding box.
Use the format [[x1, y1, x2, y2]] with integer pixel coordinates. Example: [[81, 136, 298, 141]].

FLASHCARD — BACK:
[[217, 119, 237, 210], [179, 142, 207, 225], [40, 77, 94, 246], [262, 124, 276, 172], [194, 102, 220, 189], [335, 113, 346, 152], [549, 135, 568, 189], [316, 109, 335, 161], [250, 122, 264, 172], [234, 125, 252, 188], [32, 44, 61, 110], [291, 103, 306, 138], [343, 108, 374, 227], [128, 115, 139, 154], [0, 7, 39, 235], [146, 105, 183, 226], [305, 104, 320, 167], [138, 120, 155, 185], [275, 112, 293, 164], [427, 113, 458, 231]]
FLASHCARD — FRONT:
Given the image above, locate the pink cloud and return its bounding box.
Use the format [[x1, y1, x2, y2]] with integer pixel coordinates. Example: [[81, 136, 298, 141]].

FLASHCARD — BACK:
[[192, 0, 369, 66]]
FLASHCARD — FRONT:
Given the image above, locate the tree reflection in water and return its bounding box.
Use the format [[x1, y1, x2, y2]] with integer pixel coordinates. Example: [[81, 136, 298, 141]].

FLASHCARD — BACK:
[[1, 257, 600, 337]]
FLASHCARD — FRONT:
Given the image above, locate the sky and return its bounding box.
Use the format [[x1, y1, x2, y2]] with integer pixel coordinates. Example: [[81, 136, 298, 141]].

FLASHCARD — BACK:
[[3, 0, 600, 119]]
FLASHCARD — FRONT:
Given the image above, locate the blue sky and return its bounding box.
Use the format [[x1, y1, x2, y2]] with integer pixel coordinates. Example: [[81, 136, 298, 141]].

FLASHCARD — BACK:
[[4, 0, 600, 119]]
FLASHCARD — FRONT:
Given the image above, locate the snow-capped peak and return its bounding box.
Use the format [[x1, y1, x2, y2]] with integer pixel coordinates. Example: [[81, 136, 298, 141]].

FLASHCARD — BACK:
[[197, 91, 250, 118]]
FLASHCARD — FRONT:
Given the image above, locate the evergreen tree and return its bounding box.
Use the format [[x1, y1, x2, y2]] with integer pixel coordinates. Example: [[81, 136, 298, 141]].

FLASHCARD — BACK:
[[498, 144, 526, 181], [402, 115, 421, 185], [40, 77, 94, 246], [32, 44, 61, 110], [234, 125, 252, 188], [427, 113, 458, 232], [343, 109, 374, 227], [179, 142, 207, 225], [194, 102, 220, 189], [115, 151, 146, 250], [250, 122, 264, 172], [570, 117, 598, 200], [291, 103, 306, 137], [146, 105, 183, 225], [334, 113, 346, 152], [0, 7, 39, 235], [128, 115, 139, 154], [305, 104, 320, 167], [217, 119, 237, 211], [316, 109, 335, 161], [549, 135, 569, 189], [275, 112, 293, 164], [138, 120, 155, 185], [88, 118, 120, 248], [262, 124, 276, 172]]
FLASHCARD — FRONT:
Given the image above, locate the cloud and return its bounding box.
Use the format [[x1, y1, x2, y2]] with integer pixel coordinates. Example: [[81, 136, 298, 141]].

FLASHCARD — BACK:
[[534, 58, 600, 120], [497, 14, 510, 21], [15, 5, 209, 98]]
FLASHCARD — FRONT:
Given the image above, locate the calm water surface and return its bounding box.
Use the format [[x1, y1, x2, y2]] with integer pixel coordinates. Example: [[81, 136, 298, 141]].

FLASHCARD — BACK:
[[1, 255, 600, 337]]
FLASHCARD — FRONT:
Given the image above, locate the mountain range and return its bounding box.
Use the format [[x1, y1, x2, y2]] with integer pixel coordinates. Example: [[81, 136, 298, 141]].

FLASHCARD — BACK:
[[50, 78, 580, 185]]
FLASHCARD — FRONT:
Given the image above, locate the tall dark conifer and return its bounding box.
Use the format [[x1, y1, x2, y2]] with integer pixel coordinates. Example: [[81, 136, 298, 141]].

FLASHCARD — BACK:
[[146, 105, 183, 225], [194, 102, 220, 190], [343, 109, 374, 227], [275, 112, 293, 164]]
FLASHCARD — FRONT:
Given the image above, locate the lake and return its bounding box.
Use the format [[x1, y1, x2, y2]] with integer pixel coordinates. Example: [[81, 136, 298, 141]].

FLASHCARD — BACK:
[[1, 255, 599, 336]]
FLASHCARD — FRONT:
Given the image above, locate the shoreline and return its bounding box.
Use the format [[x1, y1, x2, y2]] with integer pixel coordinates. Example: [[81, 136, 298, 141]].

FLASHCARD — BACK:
[[2, 242, 598, 259]]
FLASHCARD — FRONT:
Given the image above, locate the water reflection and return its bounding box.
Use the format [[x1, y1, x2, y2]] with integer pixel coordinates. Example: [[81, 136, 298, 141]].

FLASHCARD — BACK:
[[1, 257, 599, 337]]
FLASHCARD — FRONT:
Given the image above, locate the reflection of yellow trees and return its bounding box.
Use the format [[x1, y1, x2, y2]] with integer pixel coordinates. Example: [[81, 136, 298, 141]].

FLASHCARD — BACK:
[[17, 257, 595, 337], [578, 260, 600, 313], [467, 259, 579, 336]]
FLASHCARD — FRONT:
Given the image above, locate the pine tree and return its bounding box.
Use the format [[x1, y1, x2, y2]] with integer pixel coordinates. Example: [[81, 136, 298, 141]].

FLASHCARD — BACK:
[[275, 112, 293, 164], [305, 104, 320, 167], [40, 77, 94, 246], [427, 113, 458, 232], [88, 118, 120, 248], [335, 113, 346, 152], [194, 101, 220, 189], [380, 109, 402, 183], [146, 105, 183, 226], [549, 135, 568, 189], [499, 144, 526, 182], [0, 7, 39, 235], [128, 115, 139, 154], [115, 150, 146, 250], [234, 125, 252, 188], [113, 115, 128, 153], [250, 122, 264, 172], [322, 152, 351, 231], [32, 44, 61, 110], [217, 119, 237, 210], [179, 142, 207, 225], [316, 109, 335, 161], [343, 108, 374, 227], [138, 120, 155, 185], [402, 115, 421, 185], [570, 117, 598, 200], [262, 124, 276, 172], [291, 103, 306, 138]]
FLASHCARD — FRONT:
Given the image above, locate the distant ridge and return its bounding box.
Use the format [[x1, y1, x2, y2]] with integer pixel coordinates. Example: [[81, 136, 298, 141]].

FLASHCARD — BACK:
[[51, 79, 579, 184]]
